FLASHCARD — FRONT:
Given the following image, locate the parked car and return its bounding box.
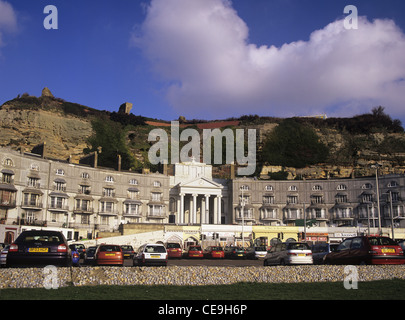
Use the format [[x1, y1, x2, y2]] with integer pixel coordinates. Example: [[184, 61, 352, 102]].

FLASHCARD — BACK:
[[71, 248, 80, 267], [84, 246, 98, 265], [246, 246, 268, 260], [121, 245, 135, 259], [398, 240, 405, 256], [69, 243, 86, 259], [185, 245, 204, 258], [0, 245, 9, 268], [225, 246, 248, 259], [324, 236, 405, 265], [311, 242, 339, 264], [6, 230, 72, 267], [95, 244, 124, 266], [134, 243, 168, 266], [166, 242, 183, 258], [204, 246, 225, 259], [263, 242, 313, 266]]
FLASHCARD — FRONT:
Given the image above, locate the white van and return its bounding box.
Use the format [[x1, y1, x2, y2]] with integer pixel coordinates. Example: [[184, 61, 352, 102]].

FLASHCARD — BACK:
[[263, 242, 313, 266], [133, 243, 168, 266]]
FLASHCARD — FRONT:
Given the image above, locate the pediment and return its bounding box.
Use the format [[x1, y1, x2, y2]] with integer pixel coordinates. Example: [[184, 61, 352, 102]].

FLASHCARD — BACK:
[[180, 177, 223, 189]]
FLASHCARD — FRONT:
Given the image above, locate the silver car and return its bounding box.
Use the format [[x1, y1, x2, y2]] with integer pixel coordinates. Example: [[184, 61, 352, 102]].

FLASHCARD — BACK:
[[263, 242, 313, 266]]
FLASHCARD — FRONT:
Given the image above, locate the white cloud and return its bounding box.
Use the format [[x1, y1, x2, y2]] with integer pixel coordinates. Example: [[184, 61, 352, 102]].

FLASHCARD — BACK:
[[0, 0, 17, 48], [133, 0, 405, 120]]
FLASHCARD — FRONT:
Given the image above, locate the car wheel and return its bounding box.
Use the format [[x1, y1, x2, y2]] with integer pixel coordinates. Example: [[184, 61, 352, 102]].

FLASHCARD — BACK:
[[280, 259, 286, 266], [263, 259, 268, 266]]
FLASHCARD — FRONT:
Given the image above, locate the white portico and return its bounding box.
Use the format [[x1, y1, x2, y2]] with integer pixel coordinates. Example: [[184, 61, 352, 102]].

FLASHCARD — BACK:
[[170, 159, 225, 225]]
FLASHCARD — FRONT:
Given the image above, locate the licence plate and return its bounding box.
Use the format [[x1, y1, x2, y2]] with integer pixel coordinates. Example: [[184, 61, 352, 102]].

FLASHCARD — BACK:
[[238, 254, 243, 256], [105, 253, 115, 256], [382, 248, 395, 253], [28, 248, 48, 253], [151, 254, 160, 258], [298, 253, 305, 257]]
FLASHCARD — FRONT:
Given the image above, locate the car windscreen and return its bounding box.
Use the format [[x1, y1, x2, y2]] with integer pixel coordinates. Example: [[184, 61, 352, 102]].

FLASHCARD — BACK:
[[18, 233, 64, 243], [287, 243, 310, 250], [189, 246, 202, 251], [145, 245, 166, 253], [100, 245, 121, 252], [211, 246, 223, 251], [167, 243, 181, 248], [369, 237, 397, 246]]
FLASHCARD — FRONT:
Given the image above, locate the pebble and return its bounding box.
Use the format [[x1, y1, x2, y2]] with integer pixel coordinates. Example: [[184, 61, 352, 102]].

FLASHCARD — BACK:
[[0, 265, 404, 289]]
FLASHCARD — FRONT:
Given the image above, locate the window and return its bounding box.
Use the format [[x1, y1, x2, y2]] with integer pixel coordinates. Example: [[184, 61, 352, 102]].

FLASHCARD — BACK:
[[103, 188, 115, 197], [312, 185, 322, 191], [125, 203, 140, 215], [153, 181, 161, 187], [263, 195, 274, 204], [337, 184, 347, 191], [265, 185, 273, 191], [56, 169, 65, 176], [388, 181, 398, 188], [127, 189, 139, 199], [129, 179, 138, 185], [27, 177, 40, 188], [311, 195, 323, 204], [151, 192, 162, 202], [239, 195, 250, 205], [54, 181, 66, 192], [100, 201, 114, 213], [30, 163, 39, 171], [362, 183, 373, 189], [241, 185, 250, 191], [1, 173, 13, 184], [81, 172, 90, 179], [3, 158, 13, 166], [76, 199, 91, 211], [79, 185, 91, 194], [335, 194, 348, 203], [288, 185, 297, 191], [105, 176, 114, 183], [50, 196, 65, 209], [287, 195, 298, 204]]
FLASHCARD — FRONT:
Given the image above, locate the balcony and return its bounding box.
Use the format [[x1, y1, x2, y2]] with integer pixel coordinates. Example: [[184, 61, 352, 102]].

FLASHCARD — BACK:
[[21, 201, 43, 210], [48, 204, 69, 212]]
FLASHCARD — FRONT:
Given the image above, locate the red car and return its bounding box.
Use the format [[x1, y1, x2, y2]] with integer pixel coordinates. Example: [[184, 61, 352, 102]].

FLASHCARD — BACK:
[[186, 245, 204, 258], [166, 243, 183, 258], [204, 246, 225, 259], [325, 236, 405, 265], [95, 244, 124, 266]]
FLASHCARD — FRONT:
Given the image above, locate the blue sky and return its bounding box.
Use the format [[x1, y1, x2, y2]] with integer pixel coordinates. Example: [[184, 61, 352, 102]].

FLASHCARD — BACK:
[[1, 0, 405, 123]]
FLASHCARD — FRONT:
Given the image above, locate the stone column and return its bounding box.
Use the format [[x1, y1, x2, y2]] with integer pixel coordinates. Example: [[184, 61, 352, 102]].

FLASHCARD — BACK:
[[205, 195, 210, 224], [213, 196, 218, 225], [217, 195, 222, 225], [180, 193, 185, 224], [192, 194, 198, 224]]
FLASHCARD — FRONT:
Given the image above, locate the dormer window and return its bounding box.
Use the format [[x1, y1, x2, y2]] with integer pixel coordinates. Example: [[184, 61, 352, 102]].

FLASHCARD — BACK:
[[105, 176, 114, 183]]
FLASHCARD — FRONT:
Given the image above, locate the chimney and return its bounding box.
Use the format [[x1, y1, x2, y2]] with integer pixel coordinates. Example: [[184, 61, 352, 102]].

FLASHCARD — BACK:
[[117, 154, 122, 171]]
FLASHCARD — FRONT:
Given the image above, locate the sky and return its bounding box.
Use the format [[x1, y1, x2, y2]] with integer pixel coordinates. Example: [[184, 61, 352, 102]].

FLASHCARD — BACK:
[[1, 0, 405, 123]]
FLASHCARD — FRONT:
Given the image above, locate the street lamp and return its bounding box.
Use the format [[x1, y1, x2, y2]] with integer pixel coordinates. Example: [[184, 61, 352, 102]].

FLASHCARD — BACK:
[[371, 163, 382, 235], [240, 186, 245, 248], [386, 190, 395, 240]]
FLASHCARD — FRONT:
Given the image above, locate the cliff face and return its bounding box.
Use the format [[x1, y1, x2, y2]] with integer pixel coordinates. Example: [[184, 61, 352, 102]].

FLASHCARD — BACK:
[[1, 91, 405, 179], [0, 101, 93, 162]]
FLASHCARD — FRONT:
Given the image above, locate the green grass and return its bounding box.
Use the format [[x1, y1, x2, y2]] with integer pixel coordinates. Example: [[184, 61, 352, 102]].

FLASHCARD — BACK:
[[1, 280, 405, 300]]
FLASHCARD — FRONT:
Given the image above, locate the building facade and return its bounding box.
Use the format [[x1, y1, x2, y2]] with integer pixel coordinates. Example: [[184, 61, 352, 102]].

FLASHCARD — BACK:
[[1, 147, 405, 243]]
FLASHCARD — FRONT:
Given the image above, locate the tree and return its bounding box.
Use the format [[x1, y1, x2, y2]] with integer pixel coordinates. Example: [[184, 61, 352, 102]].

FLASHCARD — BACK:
[[261, 119, 329, 168]]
